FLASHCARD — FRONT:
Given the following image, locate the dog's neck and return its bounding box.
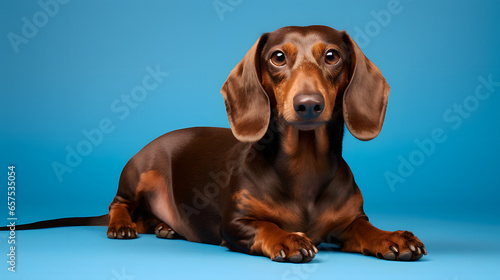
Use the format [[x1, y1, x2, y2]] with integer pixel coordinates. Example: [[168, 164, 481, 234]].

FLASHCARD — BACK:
[[254, 111, 345, 200]]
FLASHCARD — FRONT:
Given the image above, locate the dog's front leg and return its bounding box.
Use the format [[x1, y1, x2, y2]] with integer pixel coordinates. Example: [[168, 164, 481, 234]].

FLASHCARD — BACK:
[[340, 217, 427, 261], [222, 219, 317, 263]]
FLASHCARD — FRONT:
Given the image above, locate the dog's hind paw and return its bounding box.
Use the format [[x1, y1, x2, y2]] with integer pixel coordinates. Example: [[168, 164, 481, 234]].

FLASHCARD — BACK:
[[155, 222, 181, 239], [107, 221, 138, 239]]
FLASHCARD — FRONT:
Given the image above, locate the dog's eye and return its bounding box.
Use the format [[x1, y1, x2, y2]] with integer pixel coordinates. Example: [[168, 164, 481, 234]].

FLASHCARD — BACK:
[[325, 49, 340, 64], [270, 51, 286, 66]]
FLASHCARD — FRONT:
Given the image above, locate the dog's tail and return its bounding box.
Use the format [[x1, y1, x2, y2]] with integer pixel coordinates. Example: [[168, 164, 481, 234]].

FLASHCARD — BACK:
[[0, 214, 109, 231]]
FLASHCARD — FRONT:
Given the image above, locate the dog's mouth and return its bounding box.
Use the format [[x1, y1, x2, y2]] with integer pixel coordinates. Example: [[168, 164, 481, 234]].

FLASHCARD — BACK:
[[288, 120, 326, 131]]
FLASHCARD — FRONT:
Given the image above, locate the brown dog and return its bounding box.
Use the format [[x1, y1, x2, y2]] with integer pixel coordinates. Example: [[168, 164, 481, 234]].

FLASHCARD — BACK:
[[5, 25, 426, 263], [105, 25, 425, 262]]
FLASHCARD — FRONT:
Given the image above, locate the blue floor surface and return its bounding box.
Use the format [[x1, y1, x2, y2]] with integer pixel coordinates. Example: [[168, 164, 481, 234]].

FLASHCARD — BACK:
[[1, 214, 499, 280]]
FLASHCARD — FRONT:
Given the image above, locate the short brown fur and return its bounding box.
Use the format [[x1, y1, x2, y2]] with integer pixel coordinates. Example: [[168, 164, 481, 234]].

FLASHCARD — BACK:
[[105, 25, 425, 262]]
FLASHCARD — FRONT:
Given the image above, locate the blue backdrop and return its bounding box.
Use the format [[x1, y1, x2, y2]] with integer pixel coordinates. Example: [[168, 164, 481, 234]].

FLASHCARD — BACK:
[[1, 0, 499, 279]]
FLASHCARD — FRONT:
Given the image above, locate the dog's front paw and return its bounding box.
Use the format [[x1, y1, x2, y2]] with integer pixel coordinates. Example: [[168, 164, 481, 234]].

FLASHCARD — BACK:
[[271, 232, 318, 263], [365, 230, 427, 261], [107, 221, 138, 239]]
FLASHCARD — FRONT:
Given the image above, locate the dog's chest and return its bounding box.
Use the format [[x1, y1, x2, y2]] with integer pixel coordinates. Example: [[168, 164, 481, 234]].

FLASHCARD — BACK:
[[233, 189, 326, 233]]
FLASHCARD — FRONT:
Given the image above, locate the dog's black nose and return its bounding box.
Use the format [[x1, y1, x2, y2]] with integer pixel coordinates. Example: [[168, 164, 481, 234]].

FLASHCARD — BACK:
[[293, 93, 325, 120]]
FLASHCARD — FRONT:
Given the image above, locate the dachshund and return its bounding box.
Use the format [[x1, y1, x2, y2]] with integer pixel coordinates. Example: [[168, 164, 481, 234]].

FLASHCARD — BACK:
[[3, 25, 426, 263]]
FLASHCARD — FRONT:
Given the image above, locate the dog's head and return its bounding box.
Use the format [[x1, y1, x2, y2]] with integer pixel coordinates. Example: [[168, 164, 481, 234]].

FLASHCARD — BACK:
[[221, 25, 390, 142]]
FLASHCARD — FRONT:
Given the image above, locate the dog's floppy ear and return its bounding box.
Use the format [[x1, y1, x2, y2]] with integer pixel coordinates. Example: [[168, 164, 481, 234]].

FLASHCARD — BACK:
[[342, 31, 390, 141], [221, 34, 270, 142]]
